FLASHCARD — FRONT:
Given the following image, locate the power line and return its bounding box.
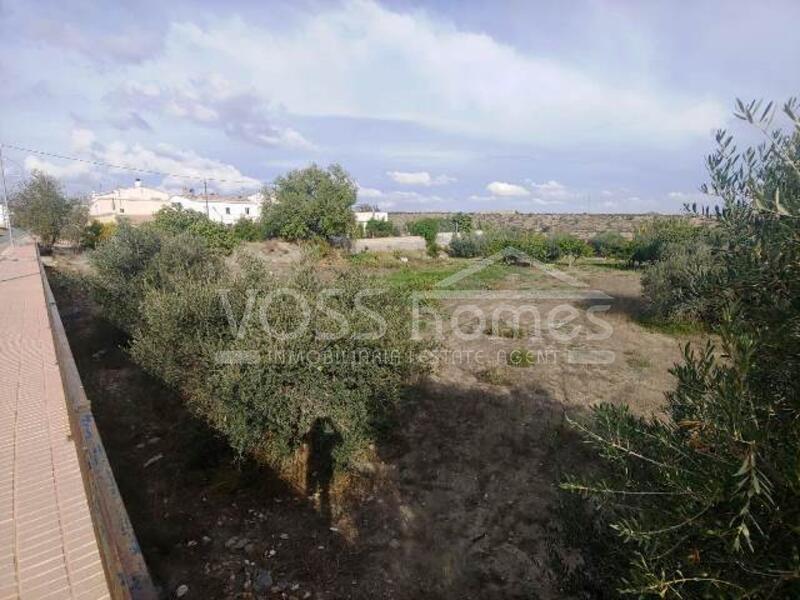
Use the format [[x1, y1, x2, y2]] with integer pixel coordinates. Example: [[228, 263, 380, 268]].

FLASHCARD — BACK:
[[0, 142, 262, 186]]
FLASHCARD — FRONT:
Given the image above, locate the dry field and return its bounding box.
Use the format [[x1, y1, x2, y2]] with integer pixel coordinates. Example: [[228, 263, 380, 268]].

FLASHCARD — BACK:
[[48, 247, 703, 599]]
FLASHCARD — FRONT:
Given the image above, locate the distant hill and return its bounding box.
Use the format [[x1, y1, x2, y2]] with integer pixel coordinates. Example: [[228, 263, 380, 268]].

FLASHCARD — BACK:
[[389, 212, 706, 239]]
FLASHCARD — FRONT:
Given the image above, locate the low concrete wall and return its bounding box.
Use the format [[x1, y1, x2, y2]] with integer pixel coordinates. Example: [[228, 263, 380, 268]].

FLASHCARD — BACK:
[[435, 232, 454, 246], [352, 232, 466, 253], [352, 236, 427, 253]]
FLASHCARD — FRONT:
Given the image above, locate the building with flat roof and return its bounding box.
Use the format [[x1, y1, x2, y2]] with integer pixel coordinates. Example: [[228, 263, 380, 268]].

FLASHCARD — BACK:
[[169, 193, 263, 225], [89, 178, 171, 222], [89, 180, 265, 225]]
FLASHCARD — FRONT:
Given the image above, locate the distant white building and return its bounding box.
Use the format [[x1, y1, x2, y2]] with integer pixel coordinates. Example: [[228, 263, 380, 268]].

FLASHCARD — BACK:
[[354, 209, 389, 233], [89, 179, 264, 225], [0, 203, 8, 229], [89, 179, 171, 222], [169, 193, 263, 225]]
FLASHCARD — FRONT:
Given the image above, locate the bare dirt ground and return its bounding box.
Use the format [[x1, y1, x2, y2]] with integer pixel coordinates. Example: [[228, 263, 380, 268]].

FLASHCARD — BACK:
[[48, 253, 702, 599]]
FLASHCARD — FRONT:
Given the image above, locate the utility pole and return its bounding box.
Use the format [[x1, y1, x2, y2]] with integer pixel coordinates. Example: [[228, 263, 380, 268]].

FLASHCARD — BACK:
[[204, 179, 209, 218], [0, 144, 14, 247]]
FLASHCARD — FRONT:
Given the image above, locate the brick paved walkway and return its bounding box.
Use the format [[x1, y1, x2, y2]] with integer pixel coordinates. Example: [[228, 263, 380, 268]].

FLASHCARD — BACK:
[[0, 243, 110, 599]]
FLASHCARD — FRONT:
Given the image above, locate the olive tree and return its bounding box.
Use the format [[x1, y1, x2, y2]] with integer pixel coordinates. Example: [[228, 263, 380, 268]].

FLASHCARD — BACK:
[[11, 170, 75, 250], [563, 98, 800, 598], [261, 164, 357, 240]]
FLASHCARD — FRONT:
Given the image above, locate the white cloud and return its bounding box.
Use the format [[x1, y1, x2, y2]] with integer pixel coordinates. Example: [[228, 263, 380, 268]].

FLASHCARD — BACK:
[[357, 185, 384, 198], [529, 180, 570, 199], [486, 181, 529, 196], [28, 19, 164, 65], [24, 156, 94, 180], [386, 170, 456, 186], [112, 77, 315, 150], [71, 128, 96, 153], [369, 189, 451, 209], [24, 128, 260, 194], [130, 2, 726, 146], [526, 179, 576, 205], [668, 191, 705, 202]]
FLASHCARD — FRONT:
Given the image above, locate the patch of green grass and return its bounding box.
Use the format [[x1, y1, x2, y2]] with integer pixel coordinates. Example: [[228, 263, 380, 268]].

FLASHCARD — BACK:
[[635, 315, 707, 336], [362, 255, 592, 293], [348, 251, 382, 267], [507, 347, 536, 368], [377, 259, 514, 291], [575, 257, 635, 271], [381, 264, 463, 290]]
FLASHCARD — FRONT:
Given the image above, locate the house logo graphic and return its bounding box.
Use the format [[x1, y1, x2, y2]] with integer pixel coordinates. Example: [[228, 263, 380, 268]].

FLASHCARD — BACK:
[[410, 247, 617, 365]]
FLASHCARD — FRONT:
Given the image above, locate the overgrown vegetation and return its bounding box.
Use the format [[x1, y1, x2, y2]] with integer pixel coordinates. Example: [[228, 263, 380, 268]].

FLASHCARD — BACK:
[[448, 228, 592, 263], [563, 97, 800, 598], [80, 220, 117, 249], [641, 239, 721, 323], [89, 222, 430, 471], [407, 217, 440, 256], [363, 218, 397, 238], [260, 164, 357, 241], [151, 205, 238, 253], [10, 170, 88, 251], [89, 221, 219, 332], [589, 230, 633, 260], [231, 216, 262, 242], [628, 217, 702, 265], [447, 232, 486, 258]]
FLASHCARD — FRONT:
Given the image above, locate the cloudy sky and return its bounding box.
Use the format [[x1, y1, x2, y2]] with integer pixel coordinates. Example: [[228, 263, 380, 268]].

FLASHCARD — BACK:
[[1, 0, 797, 212]]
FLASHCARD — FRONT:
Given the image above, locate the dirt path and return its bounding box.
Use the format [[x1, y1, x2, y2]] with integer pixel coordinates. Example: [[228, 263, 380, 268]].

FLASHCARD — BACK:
[[332, 266, 697, 599]]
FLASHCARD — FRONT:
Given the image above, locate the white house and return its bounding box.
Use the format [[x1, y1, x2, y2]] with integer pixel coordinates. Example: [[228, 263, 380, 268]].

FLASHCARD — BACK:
[[354, 209, 389, 233], [89, 179, 171, 222], [168, 193, 263, 225], [88, 179, 264, 225], [0, 203, 8, 230]]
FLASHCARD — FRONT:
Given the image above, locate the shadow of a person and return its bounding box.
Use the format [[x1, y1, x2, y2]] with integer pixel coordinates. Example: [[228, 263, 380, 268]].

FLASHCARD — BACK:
[[306, 418, 342, 524]]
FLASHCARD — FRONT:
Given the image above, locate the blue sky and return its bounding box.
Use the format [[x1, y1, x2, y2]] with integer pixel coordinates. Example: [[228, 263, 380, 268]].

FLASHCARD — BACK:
[[1, 0, 797, 212]]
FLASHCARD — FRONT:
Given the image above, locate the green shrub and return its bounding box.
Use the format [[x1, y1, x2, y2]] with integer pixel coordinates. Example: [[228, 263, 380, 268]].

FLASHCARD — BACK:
[[629, 218, 701, 265], [11, 170, 75, 250], [80, 220, 105, 249], [453, 212, 473, 234], [563, 97, 800, 598], [151, 205, 237, 253], [260, 164, 357, 241], [98, 221, 117, 242], [89, 222, 432, 471], [482, 229, 549, 261], [436, 213, 473, 234], [151, 204, 206, 234], [641, 240, 721, 323], [407, 217, 440, 255], [231, 217, 261, 242], [128, 253, 431, 469], [61, 205, 90, 249], [364, 218, 396, 238], [448, 232, 486, 258], [547, 233, 593, 261], [590, 230, 632, 259], [89, 222, 221, 332]]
